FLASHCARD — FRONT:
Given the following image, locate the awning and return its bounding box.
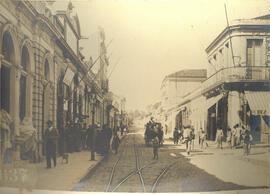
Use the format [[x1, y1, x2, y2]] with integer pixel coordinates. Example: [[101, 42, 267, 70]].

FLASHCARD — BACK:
[[245, 91, 270, 116], [206, 94, 224, 110], [63, 68, 74, 86]]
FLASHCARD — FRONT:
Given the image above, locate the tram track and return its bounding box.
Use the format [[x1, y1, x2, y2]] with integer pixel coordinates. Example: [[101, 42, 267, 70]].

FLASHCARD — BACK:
[[134, 136, 146, 192], [105, 135, 129, 192], [107, 135, 147, 192], [150, 159, 180, 192], [106, 134, 181, 193], [76, 130, 257, 193]]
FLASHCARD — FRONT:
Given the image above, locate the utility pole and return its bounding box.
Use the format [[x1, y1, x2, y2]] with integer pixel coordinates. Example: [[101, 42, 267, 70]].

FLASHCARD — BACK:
[[224, 4, 236, 67]]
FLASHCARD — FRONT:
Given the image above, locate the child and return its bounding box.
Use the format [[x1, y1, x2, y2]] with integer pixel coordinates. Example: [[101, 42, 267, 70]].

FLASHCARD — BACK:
[[153, 136, 159, 160], [112, 133, 120, 154]]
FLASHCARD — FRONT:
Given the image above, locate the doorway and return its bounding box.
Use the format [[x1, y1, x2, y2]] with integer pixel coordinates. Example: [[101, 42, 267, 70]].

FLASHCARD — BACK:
[[207, 105, 216, 140]]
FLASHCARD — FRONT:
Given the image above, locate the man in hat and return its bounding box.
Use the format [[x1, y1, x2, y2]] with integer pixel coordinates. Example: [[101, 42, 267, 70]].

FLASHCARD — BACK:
[[45, 120, 59, 168]]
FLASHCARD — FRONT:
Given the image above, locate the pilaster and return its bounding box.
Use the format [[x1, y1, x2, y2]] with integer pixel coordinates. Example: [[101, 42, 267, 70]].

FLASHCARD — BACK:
[[9, 67, 21, 160], [22, 74, 33, 125]]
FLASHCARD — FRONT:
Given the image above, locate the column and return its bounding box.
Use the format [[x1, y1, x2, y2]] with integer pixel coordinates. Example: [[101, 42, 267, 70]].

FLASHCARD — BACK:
[[228, 91, 241, 128], [0, 54, 2, 69], [10, 67, 21, 160], [23, 74, 33, 125]]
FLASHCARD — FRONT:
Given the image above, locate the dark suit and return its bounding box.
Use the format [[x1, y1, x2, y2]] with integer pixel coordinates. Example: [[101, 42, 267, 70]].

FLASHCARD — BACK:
[[45, 127, 59, 168]]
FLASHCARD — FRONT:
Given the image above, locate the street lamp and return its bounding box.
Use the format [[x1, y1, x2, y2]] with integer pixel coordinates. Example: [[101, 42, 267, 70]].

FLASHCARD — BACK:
[[89, 88, 96, 160]]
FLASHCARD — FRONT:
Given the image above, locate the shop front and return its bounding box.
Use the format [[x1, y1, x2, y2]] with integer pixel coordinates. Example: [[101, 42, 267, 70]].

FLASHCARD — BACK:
[[244, 91, 270, 143]]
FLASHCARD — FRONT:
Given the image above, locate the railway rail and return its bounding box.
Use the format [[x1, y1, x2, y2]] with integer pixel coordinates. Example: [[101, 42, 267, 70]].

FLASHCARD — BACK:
[[105, 134, 180, 193]]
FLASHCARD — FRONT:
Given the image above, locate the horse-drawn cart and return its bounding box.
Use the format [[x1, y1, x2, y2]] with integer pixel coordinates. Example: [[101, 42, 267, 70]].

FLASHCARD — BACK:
[[144, 122, 164, 147]]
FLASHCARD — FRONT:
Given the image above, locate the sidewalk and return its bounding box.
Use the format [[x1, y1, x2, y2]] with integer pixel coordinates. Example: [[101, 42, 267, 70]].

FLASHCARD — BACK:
[[0, 150, 103, 191], [164, 138, 270, 188]]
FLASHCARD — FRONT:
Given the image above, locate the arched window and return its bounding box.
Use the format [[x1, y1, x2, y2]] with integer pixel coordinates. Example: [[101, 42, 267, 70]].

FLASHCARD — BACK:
[[1, 31, 14, 113], [44, 59, 50, 80], [2, 31, 14, 63], [21, 46, 29, 71], [19, 46, 29, 121]]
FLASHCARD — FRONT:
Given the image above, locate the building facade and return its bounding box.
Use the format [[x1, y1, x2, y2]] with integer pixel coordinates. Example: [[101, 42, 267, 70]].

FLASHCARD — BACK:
[[169, 14, 270, 143], [160, 69, 206, 136], [0, 0, 114, 162]]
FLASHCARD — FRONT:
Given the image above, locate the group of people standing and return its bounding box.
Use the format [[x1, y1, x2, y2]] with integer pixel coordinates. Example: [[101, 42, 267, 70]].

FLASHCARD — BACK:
[[44, 120, 123, 169], [172, 123, 253, 156], [225, 124, 253, 155], [173, 126, 204, 155]]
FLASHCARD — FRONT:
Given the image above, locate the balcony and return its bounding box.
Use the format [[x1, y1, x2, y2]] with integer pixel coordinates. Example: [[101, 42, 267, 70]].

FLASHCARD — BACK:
[[202, 66, 270, 93]]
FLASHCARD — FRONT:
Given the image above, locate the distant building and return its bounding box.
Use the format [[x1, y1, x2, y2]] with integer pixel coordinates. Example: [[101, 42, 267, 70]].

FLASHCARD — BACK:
[[160, 69, 206, 136], [105, 92, 128, 129]]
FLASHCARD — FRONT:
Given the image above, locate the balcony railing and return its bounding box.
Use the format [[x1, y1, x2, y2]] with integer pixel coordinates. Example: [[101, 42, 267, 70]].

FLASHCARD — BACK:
[[202, 66, 270, 92]]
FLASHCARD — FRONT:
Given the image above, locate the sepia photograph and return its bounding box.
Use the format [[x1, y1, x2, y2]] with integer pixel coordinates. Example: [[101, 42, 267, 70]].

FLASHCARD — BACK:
[[0, 0, 270, 193]]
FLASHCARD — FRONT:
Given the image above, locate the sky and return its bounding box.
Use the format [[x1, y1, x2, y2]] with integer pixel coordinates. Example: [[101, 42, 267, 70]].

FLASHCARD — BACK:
[[52, 0, 270, 111]]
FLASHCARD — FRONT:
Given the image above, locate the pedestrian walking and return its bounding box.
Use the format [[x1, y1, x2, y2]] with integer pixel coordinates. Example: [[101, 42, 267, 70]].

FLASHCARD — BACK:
[[45, 120, 59, 168], [106, 125, 113, 149], [152, 136, 159, 160], [173, 128, 179, 145], [216, 128, 223, 149], [103, 124, 112, 152], [243, 129, 253, 156], [183, 125, 192, 155], [112, 133, 120, 154], [88, 124, 97, 161], [231, 125, 237, 148], [157, 123, 163, 145], [120, 123, 124, 136], [198, 127, 203, 146], [97, 125, 108, 155], [235, 124, 242, 146], [191, 127, 195, 150], [226, 128, 232, 149], [200, 130, 207, 149]]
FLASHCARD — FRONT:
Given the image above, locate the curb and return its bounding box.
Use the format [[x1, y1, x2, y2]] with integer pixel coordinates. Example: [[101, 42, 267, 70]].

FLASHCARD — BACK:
[[72, 154, 106, 191], [73, 134, 128, 189]]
